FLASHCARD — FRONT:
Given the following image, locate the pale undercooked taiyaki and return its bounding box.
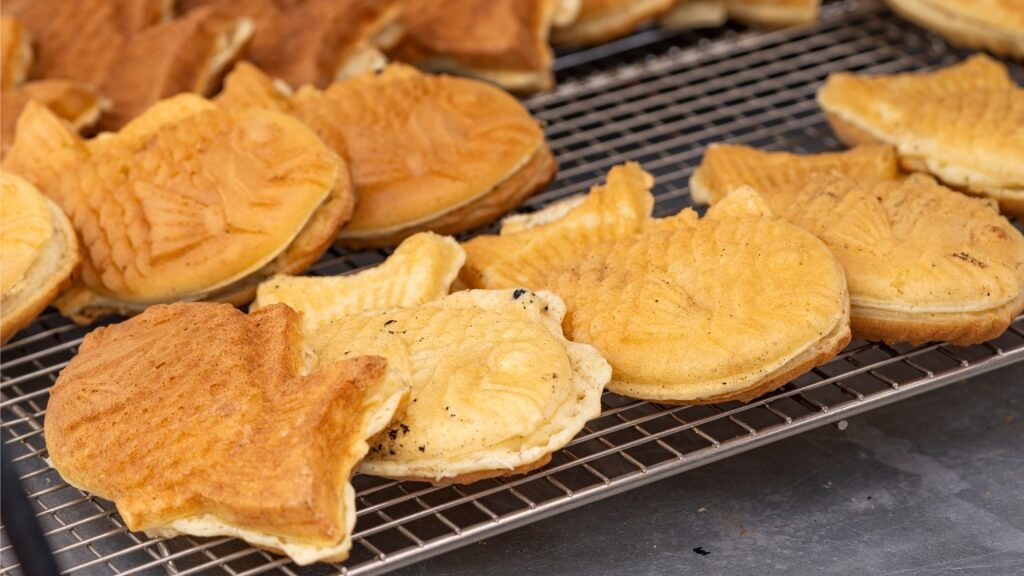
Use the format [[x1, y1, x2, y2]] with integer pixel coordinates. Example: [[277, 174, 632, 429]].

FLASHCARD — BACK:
[[254, 233, 610, 484], [1, 17, 31, 91], [1, 80, 108, 155], [2, 95, 353, 323], [553, 0, 676, 45], [662, 0, 820, 28], [218, 63, 555, 247], [691, 144, 1024, 345], [885, 0, 1024, 60], [44, 302, 409, 565], [179, 0, 401, 89], [818, 55, 1024, 218], [462, 163, 851, 403], [2, 0, 252, 130], [0, 171, 80, 344], [387, 0, 580, 91]]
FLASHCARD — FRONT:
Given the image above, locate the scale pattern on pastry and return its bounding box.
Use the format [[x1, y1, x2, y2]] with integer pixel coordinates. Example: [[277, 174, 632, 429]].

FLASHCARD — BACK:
[[462, 162, 850, 403], [691, 144, 1024, 345], [219, 63, 555, 247], [2, 95, 351, 322], [44, 302, 409, 565], [818, 55, 1024, 218], [254, 233, 610, 484]]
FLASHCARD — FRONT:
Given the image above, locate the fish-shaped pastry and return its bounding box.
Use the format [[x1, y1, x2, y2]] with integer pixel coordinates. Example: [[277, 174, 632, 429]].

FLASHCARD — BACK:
[[2, 94, 354, 323], [1, 79, 108, 155], [662, 0, 820, 29], [254, 233, 610, 484], [218, 63, 555, 247], [462, 162, 851, 404], [44, 302, 410, 565], [885, 0, 1024, 60], [388, 0, 580, 91], [179, 0, 401, 89], [691, 144, 1024, 345], [0, 171, 79, 343], [553, 0, 676, 45], [818, 55, 1024, 218], [2, 0, 252, 130]]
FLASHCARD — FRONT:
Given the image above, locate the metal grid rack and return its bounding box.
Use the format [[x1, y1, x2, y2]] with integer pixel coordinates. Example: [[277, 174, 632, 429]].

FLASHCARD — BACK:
[[2, 1, 1023, 574]]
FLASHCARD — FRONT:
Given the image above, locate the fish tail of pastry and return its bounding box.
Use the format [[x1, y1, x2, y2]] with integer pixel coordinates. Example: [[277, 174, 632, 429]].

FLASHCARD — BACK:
[[1, 101, 89, 199]]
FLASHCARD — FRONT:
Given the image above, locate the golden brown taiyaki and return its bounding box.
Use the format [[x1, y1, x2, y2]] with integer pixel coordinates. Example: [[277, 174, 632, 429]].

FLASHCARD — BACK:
[[691, 144, 1024, 345], [44, 302, 409, 565], [1, 80, 108, 155], [662, 0, 820, 28], [462, 163, 851, 404], [254, 233, 610, 484], [2, 0, 252, 130], [0, 171, 80, 343], [2, 95, 353, 323], [885, 0, 1024, 59], [388, 0, 579, 91], [179, 0, 400, 89], [1, 17, 31, 90], [818, 55, 1024, 218], [218, 63, 555, 247]]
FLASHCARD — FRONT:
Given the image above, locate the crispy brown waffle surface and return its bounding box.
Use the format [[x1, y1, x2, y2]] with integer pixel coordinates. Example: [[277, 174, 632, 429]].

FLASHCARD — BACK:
[[179, 0, 400, 89], [2, 0, 252, 131], [218, 63, 554, 246], [2, 95, 352, 323], [44, 302, 409, 564]]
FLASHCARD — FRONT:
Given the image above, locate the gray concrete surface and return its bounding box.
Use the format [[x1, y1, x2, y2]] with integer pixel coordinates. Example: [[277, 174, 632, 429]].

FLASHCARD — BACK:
[[396, 364, 1024, 576]]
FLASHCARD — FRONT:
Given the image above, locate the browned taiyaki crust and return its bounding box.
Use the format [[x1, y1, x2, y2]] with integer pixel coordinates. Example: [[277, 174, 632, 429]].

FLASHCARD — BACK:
[[180, 0, 400, 89], [44, 302, 409, 564], [1, 79, 107, 155], [218, 63, 554, 247], [2, 95, 352, 323], [3, 0, 252, 130]]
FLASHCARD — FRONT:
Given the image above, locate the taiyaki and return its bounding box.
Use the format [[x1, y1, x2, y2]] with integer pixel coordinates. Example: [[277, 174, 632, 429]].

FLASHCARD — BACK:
[[818, 55, 1024, 218], [691, 144, 1024, 345], [3, 1, 252, 130], [44, 302, 409, 565], [552, 0, 676, 45], [387, 0, 579, 91], [254, 234, 610, 484], [2, 79, 108, 155], [2, 95, 353, 323], [1, 17, 31, 90], [0, 171, 79, 344], [885, 0, 1024, 60], [662, 0, 820, 28], [218, 63, 555, 247], [179, 0, 401, 89], [462, 163, 850, 403]]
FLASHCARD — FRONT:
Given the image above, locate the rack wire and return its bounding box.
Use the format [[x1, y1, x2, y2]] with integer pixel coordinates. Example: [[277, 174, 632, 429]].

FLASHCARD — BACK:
[[3, 0, 1023, 574]]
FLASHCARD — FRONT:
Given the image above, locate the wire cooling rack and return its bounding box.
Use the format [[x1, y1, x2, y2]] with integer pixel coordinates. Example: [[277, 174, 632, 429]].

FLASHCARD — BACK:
[[2, 1, 1023, 574]]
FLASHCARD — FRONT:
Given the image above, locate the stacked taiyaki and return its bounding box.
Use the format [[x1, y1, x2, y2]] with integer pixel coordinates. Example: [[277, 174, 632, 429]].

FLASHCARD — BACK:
[[691, 144, 1024, 345], [552, 0, 677, 45], [462, 163, 851, 403], [2, 93, 353, 324], [884, 0, 1024, 60], [218, 63, 555, 246], [179, 0, 402, 89], [818, 55, 1024, 217], [388, 0, 578, 91], [2, 0, 252, 131], [254, 233, 610, 484]]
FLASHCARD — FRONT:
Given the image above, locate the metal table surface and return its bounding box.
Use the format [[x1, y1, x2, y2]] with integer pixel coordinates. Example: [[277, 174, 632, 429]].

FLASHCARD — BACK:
[[396, 363, 1024, 576]]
